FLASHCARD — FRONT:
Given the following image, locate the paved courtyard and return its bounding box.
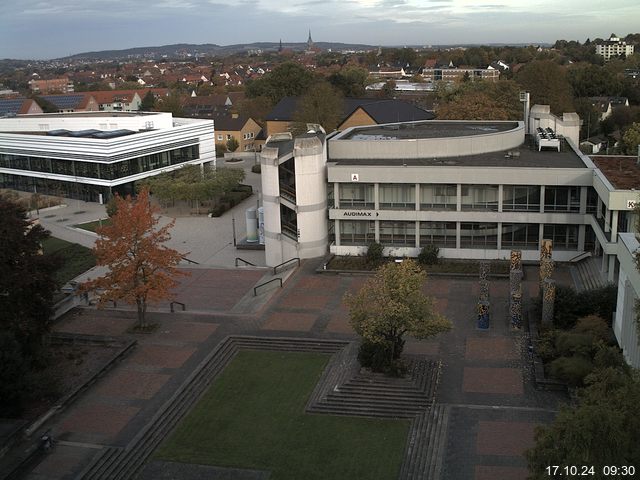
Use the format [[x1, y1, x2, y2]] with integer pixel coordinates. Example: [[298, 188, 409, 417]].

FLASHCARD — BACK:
[[19, 261, 570, 480]]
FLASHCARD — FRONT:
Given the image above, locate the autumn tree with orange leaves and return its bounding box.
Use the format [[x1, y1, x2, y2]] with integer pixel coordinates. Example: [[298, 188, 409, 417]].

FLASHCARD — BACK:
[[83, 188, 186, 328]]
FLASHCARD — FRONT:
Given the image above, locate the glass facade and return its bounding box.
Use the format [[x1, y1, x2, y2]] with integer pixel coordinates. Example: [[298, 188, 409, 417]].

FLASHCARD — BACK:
[[341, 220, 375, 245], [543, 224, 579, 249], [420, 184, 456, 210], [420, 222, 456, 247], [380, 221, 415, 246], [460, 223, 499, 248], [544, 186, 580, 212], [501, 223, 539, 248], [0, 145, 199, 181], [339, 183, 374, 209], [502, 185, 541, 211], [379, 184, 415, 210], [461, 185, 499, 211]]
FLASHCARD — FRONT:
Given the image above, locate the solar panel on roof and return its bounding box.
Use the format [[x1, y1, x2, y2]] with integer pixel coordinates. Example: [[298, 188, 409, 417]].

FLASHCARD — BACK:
[[91, 129, 135, 139], [0, 98, 26, 115], [47, 129, 72, 136], [41, 94, 83, 109], [69, 129, 101, 137]]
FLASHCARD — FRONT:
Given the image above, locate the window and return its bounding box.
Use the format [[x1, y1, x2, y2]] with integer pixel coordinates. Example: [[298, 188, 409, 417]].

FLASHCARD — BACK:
[[217, 134, 223, 141], [501, 223, 539, 248], [341, 220, 375, 245], [339, 183, 374, 209], [379, 184, 415, 209], [420, 222, 456, 247], [226, 134, 232, 140], [544, 186, 580, 212], [461, 185, 499, 211], [380, 221, 415, 246], [460, 223, 498, 248], [543, 224, 579, 250], [420, 184, 456, 210], [502, 186, 540, 211]]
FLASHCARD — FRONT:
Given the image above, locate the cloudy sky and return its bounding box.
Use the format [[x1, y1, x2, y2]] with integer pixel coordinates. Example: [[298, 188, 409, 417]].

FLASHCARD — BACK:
[[1, 0, 638, 59]]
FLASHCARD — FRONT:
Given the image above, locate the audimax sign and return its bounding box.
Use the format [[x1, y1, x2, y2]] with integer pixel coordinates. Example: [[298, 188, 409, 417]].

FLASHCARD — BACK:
[[343, 210, 379, 217]]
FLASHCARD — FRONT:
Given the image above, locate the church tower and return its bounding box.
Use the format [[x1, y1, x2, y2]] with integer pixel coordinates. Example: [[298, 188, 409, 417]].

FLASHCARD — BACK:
[[307, 29, 314, 50]]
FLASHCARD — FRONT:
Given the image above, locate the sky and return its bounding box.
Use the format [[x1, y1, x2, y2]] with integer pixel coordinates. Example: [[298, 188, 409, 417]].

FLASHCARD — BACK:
[[1, 0, 639, 60]]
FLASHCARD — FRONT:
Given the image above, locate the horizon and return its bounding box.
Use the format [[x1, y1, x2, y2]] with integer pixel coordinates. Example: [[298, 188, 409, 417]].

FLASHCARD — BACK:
[[1, 0, 638, 60]]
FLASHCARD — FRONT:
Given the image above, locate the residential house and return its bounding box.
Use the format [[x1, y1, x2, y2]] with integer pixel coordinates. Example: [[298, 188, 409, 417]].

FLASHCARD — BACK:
[[213, 113, 262, 152], [0, 98, 44, 116], [38, 93, 99, 113], [264, 97, 434, 137], [589, 96, 630, 121], [422, 62, 500, 82], [596, 34, 635, 61], [28, 77, 74, 94], [85, 90, 143, 112]]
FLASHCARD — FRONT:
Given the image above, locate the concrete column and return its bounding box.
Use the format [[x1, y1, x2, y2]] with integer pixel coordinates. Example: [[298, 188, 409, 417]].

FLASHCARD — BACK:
[[374, 183, 380, 210], [578, 224, 586, 251], [539, 185, 545, 213], [456, 222, 461, 249], [579, 186, 588, 214], [415, 221, 420, 248], [597, 197, 603, 219], [601, 252, 608, 274], [415, 183, 420, 211], [375, 220, 380, 242], [605, 208, 611, 233], [611, 210, 619, 243], [456, 184, 462, 211], [497, 222, 502, 250], [333, 182, 340, 208], [498, 184, 503, 213], [608, 255, 616, 283], [538, 223, 545, 249], [334, 219, 340, 246]]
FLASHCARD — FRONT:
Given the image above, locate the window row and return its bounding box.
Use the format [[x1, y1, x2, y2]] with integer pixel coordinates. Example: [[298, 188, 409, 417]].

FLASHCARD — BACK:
[[0, 145, 199, 181], [339, 221, 580, 250], [337, 184, 585, 213]]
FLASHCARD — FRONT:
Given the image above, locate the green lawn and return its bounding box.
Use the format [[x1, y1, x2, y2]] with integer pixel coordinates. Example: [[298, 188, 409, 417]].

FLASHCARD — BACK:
[[156, 350, 410, 480], [42, 237, 96, 285], [73, 218, 110, 233]]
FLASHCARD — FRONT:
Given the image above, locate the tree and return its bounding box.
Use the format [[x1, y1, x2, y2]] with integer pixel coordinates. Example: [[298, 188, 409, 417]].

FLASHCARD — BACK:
[[0, 195, 58, 357], [344, 260, 452, 371], [226, 136, 239, 153], [83, 188, 186, 328], [380, 80, 396, 98], [293, 80, 344, 133], [245, 62, 315, 104], [527, 367, 640, 479], [328, 66, 369, 97], [157, 89, 184, 116], [140, 90, 156, 111], [437, 80, 522, 120], [515, 60, 575, 115], [622, 122, 640, 155]]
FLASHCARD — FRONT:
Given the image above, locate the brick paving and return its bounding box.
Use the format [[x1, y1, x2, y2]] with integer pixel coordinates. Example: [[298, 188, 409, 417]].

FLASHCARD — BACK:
[[23, 260, 576, 479]]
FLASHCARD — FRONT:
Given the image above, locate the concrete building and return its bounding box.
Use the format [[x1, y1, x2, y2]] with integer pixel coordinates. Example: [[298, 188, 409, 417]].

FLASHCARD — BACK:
[[421, 64, 500, 83], [0, 111, 215, 202], [28, 77, 74, 94], [596, 34, 635, 61]]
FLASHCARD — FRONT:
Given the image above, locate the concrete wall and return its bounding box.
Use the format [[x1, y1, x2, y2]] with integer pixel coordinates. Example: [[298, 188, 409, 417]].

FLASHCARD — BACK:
[[338, 109, 376, 131], [2, 112, 174, 131], [259, 145, 284, 266], [330, 121, 524, 159], [614, 233, 640, 368], [528, 105, 581, 147]]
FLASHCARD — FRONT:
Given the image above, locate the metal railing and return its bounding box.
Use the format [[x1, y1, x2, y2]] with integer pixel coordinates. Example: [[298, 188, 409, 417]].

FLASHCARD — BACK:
[[235, 257, 256, 267], [254, 278, 282, 296], [568, 251, 592, 263], [181, 256, 199, 265], [273, 257, 300, 275]]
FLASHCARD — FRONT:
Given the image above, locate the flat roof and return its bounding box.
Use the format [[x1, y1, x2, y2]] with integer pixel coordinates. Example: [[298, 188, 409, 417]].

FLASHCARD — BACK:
[[343, 121, 519, 141], [591, 156, 640, 190], [15, 111, 159, 119], [330, 137, 586, 169]]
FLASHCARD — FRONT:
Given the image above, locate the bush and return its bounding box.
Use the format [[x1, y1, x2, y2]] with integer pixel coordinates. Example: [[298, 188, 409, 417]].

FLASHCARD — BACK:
[[358, 338, 406, 376], [0, 332, 30, 417], [548, 285, 618, 329], [593, 345, 628, 370], [573, 315, 610, 343], [417, 245, 439, 265], [549, 355, 593, 386], [365, 242, 384, 267], [555, 331, 597, 357], [251, 164, 261, 174]]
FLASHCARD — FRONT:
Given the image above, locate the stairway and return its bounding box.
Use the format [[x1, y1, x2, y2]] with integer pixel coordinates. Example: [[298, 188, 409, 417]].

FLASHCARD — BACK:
[[571, 257, 608, 292]]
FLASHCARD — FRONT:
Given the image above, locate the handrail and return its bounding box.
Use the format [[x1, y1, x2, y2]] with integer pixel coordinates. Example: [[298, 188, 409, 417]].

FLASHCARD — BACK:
[[181, 256, 199, 265], [235, 257, 256, 267], [568, 251, 592, 263], [170, 301, 186, 312], [254, 277, 282, 296], [273, 257, 300, 275]]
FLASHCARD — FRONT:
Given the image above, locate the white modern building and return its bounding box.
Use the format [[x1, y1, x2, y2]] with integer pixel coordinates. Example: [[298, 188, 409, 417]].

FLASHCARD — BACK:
[[0, 111, 215, 202], [596, 34, 635, 61]]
